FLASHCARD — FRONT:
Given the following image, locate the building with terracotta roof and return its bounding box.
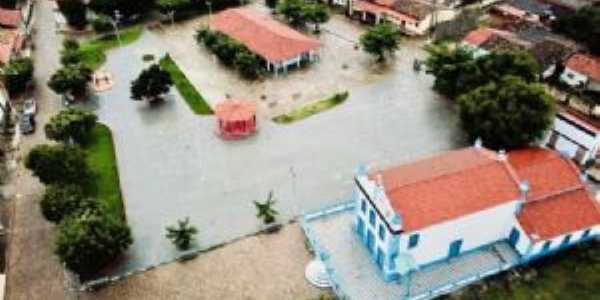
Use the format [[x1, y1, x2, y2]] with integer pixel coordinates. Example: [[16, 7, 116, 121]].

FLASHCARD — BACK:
[[0, 7, 23, 28], [209, 8, 320, 75], [546, 109, 600, 165], [560, 53, 600, 92], [348, 0, 457, 36], [0, 29, 24, 65], [353, 145, 600, 281]]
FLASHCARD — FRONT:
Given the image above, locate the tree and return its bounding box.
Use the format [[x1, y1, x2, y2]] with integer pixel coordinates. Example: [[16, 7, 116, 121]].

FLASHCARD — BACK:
[[553, 5, 600, 55], [55, 210, 132, 276], [254, 191, 278, 225], [156, 0, 192, 14], [57, 0, 88, 29], [60, 39, 83, 65], [278, 0, 309, 28], [48, 64, 92, 98], [130, 64, 173, 102], [425, 44, 475, 98], [457, 76, 555, 150], [234, 51, 261, 80], [305, 3, 329, 33], [3, 57, 34, 96], [40, 185, 95, 223], [266, 0, 278, 9], [89, 0, 155, 19], [359, 23, 402, 62], [45, 108, 98, 144], [165, 217, 198, 250], [25, 144, 91, 185]]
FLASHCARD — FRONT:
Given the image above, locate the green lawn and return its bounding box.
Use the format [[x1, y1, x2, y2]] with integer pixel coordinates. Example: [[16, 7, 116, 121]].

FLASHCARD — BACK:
[[84, 123, 124, 220], [159, 54, 214, 115], [443, 241, 600, 300], [78, 25, 144, 70], [273, 92, 349, 124]]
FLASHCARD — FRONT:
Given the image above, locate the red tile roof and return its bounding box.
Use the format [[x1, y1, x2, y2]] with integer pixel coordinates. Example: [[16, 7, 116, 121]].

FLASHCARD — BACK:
[[372, 148, 522, 231], [462, 27, 513, 47], [518, 189, 600, 240], [215, 99, 256, 122], [0, 29, 23, 64], [565, 53, 600, 82], [354, 0, 417, 23], [209, 8, 320, 63], [0, 8, 22, 28]]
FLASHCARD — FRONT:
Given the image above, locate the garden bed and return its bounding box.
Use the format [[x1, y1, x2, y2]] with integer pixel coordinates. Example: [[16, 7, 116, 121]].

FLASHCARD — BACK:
[[84, 123, 125, 220], [273, 92, 349, 124], [78, 25, 144, 70], [159, 54, 214, 115]]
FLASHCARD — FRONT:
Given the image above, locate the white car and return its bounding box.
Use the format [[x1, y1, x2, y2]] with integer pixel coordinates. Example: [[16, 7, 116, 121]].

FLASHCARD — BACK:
[[23, 98, 37, 116]]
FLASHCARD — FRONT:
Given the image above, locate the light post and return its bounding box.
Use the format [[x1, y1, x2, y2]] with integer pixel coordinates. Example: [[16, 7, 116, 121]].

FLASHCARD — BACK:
[[167, 10, 175, 27], [207, 1, 212, 28], [112, 10, 122, 46]]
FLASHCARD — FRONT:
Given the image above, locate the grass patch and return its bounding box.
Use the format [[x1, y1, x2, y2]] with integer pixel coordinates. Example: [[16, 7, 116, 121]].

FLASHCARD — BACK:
[[78, 25, 144, 70], [272, 92, 349, 124], [159, 54, 214, 115], [84, 123, 124, 220], [443, 241, 600, 300]]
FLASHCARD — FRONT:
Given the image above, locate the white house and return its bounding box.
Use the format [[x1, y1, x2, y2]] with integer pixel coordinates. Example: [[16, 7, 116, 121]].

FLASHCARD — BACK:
[[546, 111, 600, 165], [560, 53, 600, 92], [353, 145, 600, 282]]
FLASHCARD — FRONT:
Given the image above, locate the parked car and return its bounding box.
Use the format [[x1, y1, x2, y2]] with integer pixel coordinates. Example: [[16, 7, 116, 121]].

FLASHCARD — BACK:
[[19, 115, 35, 134], [23, 98, 37, 116]]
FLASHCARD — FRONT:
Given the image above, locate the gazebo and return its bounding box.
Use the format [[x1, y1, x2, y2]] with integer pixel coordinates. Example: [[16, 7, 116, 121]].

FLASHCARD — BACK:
[[215, 99, 257, 139]]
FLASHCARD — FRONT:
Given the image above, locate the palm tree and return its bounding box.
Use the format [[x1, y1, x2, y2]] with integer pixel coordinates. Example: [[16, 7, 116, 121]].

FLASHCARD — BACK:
[[165, 217, 198, 250], [254, 191, 278, 225]]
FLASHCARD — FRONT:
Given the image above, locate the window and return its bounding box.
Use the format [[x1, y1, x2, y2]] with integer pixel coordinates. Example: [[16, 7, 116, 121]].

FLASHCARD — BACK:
[[408, 234, 419, 249], [567, 73, 574, 79], [562, 234, 572, 245], [361, 200, 366, 213], [582, 229, 592, 239], [369, 210, 376, 226], [378, 224, 386, 241], [541, 241, 551, 252]]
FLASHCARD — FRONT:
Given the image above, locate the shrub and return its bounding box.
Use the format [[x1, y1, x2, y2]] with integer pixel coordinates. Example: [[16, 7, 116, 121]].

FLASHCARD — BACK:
[[234, 51, 261, 80], [92, 15, 114, 33], [165, 217, 198, 250], [130, 64, 173, 101], [40, 184, 95, 223], [25, 144, 91, 185], [55, 210, 132, 276], [45, 108, 98, 144]]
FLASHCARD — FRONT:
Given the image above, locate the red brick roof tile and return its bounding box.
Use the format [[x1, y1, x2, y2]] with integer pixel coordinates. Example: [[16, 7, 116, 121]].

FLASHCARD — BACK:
[[565, 53, 600, 82], [210, 8, 320, 63], [0, 8, 22, 28], [462, 27, 513, 47]]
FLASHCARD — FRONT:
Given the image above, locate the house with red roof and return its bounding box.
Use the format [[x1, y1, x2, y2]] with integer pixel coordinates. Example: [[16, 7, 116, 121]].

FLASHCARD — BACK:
[[353, 144, 600, 281], [546, 110, 600, 165], [209, 8, 320, 75], [560, 53, 600, 92], [0, 7, 23, 28], [0, 29, 25, 65]]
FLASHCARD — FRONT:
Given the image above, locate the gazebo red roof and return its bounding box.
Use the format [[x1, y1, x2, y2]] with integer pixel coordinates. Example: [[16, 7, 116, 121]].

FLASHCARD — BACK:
[[214, 99, 257, 122]]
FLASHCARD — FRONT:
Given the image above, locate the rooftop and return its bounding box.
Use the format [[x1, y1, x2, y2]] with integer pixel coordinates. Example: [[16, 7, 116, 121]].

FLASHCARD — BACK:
[[0, 8, 22, 28], [0, 29, 23, 64], [462, 27, 514, 47], [565, 53, 600, 82], [209, 8, 320, 63]]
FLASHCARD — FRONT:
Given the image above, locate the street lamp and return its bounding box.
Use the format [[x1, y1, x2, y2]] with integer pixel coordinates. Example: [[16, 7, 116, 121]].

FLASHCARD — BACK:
[[207, 1, 212, 28], [112, 10, 123, 46], [167, 10, 176, 27]]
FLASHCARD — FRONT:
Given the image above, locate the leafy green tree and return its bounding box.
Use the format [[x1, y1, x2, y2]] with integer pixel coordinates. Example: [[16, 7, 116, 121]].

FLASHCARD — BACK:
[[165, 217, 198, 250], [553, 5, 600, 55], [89, 0, 155, 18], [55, 210, 132, 276], [305, 3, 329, 33], [45, 108, 98, 144], [130, 64, 173, 102], [425, 44, 475, 97], [457, 76, 555, 150], [278, 0, 309, 28], [156, 0, 192, 13], [60, 39, 83, 65], [254, 191, 278, 225], [40, 185, 95, 223], [266, 0, 278, 9], [360, 23, 402, 62], [91, 15, 114, 33], [25, 144, 91, 185], [48, 64, 92, 98], [213, 37, 244, 66], [57, 0, 88, 29], [3, 57, 34, 96], [234, 51, 261, 80]]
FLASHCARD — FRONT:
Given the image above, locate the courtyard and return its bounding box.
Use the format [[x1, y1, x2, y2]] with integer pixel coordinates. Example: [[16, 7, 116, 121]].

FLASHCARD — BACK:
[[83, 5, 465, 277]]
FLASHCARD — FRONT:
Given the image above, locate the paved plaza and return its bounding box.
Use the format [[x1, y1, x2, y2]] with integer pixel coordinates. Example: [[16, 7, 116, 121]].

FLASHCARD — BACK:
[[86, 16, 465, 276], [303, 207, 521, 300]]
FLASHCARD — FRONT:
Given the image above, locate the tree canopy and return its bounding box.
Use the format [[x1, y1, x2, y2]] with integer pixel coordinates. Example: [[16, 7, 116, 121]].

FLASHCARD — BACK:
[[88, 0, 154, 18], [130, 64, 173, 101], [277, 0, 310, 28], [55, 210, 132, 276], [165, 217, 198, 250], [25, 144, 91, 185], [359, 23, 402, 62], [457, 76, 555, 150], [553, 5, 600, 55], [47, 63, 92, 97], [45, 108, 98, 144], [3, 57, 34, 96], [57, 0, 88, 29], [40, 184, 95, 223]]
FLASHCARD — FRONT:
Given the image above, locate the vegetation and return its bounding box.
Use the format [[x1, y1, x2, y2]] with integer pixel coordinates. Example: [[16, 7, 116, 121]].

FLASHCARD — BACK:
[[277, 0, 329, 30], [425, 45, 540, 98], [40, 184, 95, 224], [130, 64, 174, 102], [25, 144, 91, 186], [77, 25, 144, 70], [156, 0, 194, 13], [48, 63, 92, 98], [165, 217, 198, 250], [88, 0, 154, 18], [273, 92, 349, 124], [195, 28, 263, 80], [91, 14, 115, 33], [57, 0, 88, 29], [158, 54, 213, 114], [55, 210, 132, 276], [3, 57, 34, 97], [45, 108, 98, 144], [60, 39, 84, 66], [360, 23, 402, 62], [457, 76, 555, 150], [266, 0, 278, 9], [254, 191, 279, 225], [553, 5, 600, 55]]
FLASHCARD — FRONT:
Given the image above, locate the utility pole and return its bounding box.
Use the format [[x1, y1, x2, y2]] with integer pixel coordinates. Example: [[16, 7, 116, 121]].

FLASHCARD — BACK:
[[113, 10, 122, 46]]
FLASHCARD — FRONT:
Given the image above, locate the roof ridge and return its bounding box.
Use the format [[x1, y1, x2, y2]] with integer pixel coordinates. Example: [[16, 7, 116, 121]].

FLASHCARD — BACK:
[[526, 183, 585, 203], [232, 8, 315, 43]]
